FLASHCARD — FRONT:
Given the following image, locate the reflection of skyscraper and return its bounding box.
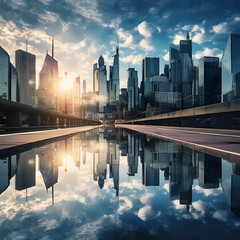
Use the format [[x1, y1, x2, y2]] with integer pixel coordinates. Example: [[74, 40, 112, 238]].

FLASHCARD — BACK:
[[109, 142, 120, 196], [127, 135, 138, 176], [0, 158, 10, 194], [222, 160, 240, 217], [198, 153, 221, 189], [93, 134, 107, 189], [15, 150, 36, 191], [15, 49, 36, 106]]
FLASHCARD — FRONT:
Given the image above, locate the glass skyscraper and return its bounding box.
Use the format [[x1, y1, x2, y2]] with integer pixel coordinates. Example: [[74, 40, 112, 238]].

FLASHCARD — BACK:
[[0, 46, 10, 100], [198, 57, 221, 106], [15, 49, 36, 106], [222, 33, 240, 102], [142, 57, 159, 82], [10, 64, 19, 102], [127, 68, 138, 111]]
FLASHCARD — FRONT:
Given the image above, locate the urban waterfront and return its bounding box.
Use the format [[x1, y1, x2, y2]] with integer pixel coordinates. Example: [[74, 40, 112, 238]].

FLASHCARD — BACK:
[[0, 127, 240, 240]]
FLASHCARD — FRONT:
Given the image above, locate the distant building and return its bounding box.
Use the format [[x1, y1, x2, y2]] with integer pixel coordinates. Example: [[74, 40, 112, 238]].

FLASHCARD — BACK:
[[198, 57, 221, 106], [83, 79, 86, 94], [15, 49, 36, 106], [222, 33, 240, 102], [127, 68, 139, 112], [0, 46, 10, 100], [142, 57, 160, 82], [164, 64, 169, 78], [93, 63, 98, 92], [74, 76, 81, 117], [180, 32, 192, 59]]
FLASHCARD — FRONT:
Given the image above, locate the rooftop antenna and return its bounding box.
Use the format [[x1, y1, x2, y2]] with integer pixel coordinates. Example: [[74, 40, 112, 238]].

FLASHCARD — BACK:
[[187, 32, 190, 40], [52, 37, 54, 58], [26, 39, 28, 52]]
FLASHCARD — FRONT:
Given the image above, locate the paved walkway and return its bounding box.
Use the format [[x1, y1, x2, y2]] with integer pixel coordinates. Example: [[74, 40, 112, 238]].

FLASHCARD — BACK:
[[117, 124, 240, 162], [0, 126, 99, 151]]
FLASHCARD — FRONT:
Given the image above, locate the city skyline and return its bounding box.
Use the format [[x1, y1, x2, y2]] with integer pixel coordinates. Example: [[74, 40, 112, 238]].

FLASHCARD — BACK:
[[0, 0, 240, 92]]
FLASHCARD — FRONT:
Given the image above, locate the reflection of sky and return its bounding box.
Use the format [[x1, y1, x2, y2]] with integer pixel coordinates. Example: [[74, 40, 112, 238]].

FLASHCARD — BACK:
[[1, 131, 240, 239]]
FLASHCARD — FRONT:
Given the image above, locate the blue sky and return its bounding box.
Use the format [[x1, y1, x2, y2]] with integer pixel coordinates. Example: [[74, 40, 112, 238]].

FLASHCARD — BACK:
[[0, 0, 240, 91]]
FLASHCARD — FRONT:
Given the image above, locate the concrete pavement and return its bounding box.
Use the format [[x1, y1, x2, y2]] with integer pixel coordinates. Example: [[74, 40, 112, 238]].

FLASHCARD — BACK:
[[0, 126, 99, 151], [117, 124, 240, 162]]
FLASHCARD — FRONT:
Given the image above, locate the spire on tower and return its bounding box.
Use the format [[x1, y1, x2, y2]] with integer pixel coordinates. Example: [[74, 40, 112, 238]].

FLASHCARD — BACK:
[[186, 32, 190, 40], [52, 37, 54, 58]]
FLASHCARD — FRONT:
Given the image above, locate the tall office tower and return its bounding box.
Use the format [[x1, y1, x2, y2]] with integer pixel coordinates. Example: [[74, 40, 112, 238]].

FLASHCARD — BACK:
[[15, 49, 36, 106], [93, 55, 107, 117], [83, 79, 86, 94], [93, 63, 98, 92], [181, 53, 193, 109], [142, 57, 159, 82], [10, 64, 19, 102], [180, 32, 192, 59], [111, 44, 120, 101], [164, 64, 169, 78], [0, 46, 10, 100], [222, 33, 240, 102], [74, 76, 81, 117], [38, 46, 59, 109], [127, 135, 138, 176], [127, 68, 139, 111], [198, 57, 221, 106], [169, 44, 181, 88]]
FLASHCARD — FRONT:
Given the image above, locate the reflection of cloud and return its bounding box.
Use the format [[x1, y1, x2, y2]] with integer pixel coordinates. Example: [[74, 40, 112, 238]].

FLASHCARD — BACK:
[[138, 205, 153, 221], [212, 210, 228, 222], [120, 180, 144, 190], [162, 183, 169, 192], [140, 192, 155, 204], [194, 185, 221, 197]]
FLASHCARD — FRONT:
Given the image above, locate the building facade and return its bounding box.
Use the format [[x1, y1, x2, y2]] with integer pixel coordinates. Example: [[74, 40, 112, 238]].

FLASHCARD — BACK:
[[222, 33, 240, 102], [127, 68, 139, 112], [15, 49, 36, 106]]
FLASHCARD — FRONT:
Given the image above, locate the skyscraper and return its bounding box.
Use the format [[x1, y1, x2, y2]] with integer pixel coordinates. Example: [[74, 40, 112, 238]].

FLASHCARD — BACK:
[[198, 57, 221, 106], [38, 47, 59, 109], [0, 46, 10, 100], [142, 57, 159, 82], [164, 64, 169, 78], [93, 55, 107, 118], [83, 79, 86, 94], [15, 49, 36, 106], [74, 76, 81, 117], [127, 68, 139, 111], [10, 64, 19, 102], [222, 33, 240, 102], [111, 44, 120, 101], [180, 32, 192, 59]]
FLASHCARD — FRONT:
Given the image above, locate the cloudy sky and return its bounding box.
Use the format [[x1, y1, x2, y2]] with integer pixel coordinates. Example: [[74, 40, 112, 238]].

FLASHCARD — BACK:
[[0, 0, 240, 92]]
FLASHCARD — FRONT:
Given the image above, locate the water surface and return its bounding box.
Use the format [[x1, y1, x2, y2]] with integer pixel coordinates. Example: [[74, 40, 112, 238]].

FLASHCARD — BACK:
[[0, 127, 240, 240]]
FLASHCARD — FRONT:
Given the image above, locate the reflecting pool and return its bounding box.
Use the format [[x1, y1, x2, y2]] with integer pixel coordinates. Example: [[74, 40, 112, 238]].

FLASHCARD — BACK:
[[0, 127, 240, 239]]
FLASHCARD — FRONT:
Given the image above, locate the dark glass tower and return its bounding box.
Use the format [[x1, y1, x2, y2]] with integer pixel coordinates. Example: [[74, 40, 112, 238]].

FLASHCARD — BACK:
[[222, 33, 240, 102], [0, 46, 10, 100], [15, 49, 36, 106], [199, 57, 221, 106]]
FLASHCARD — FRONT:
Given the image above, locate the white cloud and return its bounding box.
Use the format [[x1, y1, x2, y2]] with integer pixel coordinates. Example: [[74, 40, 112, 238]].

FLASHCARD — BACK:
[[121, 53, 145, 65], [194, 185, 221, 197], [137, 205, 154, 221], [163, 51, 169, 61], [194, 47, 223, 60], [163, 13, 170, 19], [137, 21, 152, 38], [156, 26, 161, 33], [148, 7, 159, 15], [173, 32, 186, 44], [139, 192, 155, 204], [182, 25, 191, 31], [117, 28, 135, 49], [139, 38, 154, 51], [212, 22, 227, 33], [212, 210, 228, 222]]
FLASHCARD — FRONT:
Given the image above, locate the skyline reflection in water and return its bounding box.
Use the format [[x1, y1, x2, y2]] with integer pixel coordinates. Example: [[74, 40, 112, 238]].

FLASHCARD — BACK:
[[0, 127, 240, 239]]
